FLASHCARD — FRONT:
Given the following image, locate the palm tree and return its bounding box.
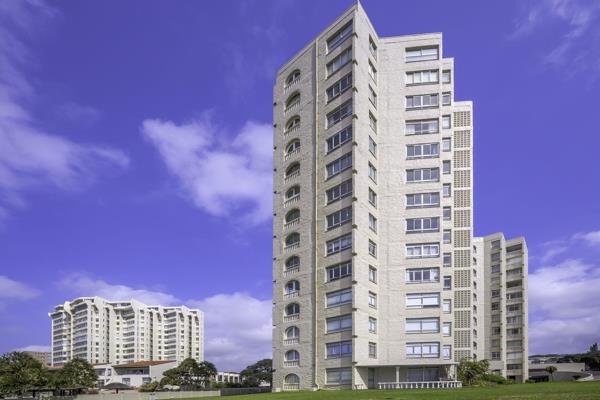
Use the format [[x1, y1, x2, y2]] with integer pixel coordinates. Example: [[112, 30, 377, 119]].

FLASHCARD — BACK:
[[545, 365, 558, 382]]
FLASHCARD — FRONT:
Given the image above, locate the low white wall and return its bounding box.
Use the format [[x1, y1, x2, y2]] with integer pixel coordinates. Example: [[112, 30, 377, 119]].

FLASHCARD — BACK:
[[76, 391, 220, 400]]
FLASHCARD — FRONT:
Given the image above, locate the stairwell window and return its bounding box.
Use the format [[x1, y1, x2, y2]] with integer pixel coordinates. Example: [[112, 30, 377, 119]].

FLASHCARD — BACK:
[[443, 207, 451, 220], [369, 342, 377, 358], [326, 125, 352, 153], [368, 292, 377, 308], [443, 183, 451, 197], [326, 340, 352, 358], [442, 70, 451, 83], [326, 206, 352, 230], [369, 136, 377, 157], [368, 62, 377, 83], [442, 92, 451, 105], [369, 36, 378, 59], [327, 73, 352, 102], [368, 163, 377, 183], [326, 153, 352, 179], [369, 214, 377, 233], [327, 100, 353, 128], [406, 94, 438, 109], [443, 276, 452, 290], [442, 299, 451, 313], [406, 46, 439, 62], [326, 233, 352, 255], [443, 252, 452, 267], [368, 317, 377, 333], [327, 47, 352, 77], [326, 179, 353, 204], [442, 115, 451, 129], [327, 314, 352, 333], [326, 288, 352, 307], [369, 188, 377, 208], [326, 261, 352, 282], [368, 240, 377, 258], [442, 138, 451, 152], [369, 266, 377, 283], [368, 86, 377, 108], [327, 22, 353, 53], [369, 113, 377, 133]]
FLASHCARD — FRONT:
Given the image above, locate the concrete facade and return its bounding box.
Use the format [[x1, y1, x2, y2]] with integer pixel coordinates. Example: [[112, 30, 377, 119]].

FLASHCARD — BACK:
[[23, 351, 51, 366], [49, 297, 203, 366], [272, 3, 478, 391], [94, 360, 177, 388], [473, 234, 529, 382]]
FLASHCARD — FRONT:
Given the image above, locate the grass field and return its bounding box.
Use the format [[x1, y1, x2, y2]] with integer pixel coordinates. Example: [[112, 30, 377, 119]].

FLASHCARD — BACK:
[[194, 381, 600, 400]]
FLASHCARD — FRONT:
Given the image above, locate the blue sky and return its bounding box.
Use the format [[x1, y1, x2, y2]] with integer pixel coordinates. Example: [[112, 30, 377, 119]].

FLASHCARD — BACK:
[[1, 0, 599, 370]]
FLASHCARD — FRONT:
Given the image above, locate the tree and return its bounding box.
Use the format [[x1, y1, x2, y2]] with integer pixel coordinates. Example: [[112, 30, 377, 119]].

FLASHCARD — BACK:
[[240, 359, 272, 387], [0, 352, 49, 396], [457, 359, 490, 386], [52, 358, 97, 389], [197, 361, 217, 387], [545, 365, 558, 382], [161, 358, 216, 388]]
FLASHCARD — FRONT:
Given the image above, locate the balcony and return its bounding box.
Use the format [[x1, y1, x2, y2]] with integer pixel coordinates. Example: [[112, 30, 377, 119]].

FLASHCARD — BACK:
[[283, 383, 299, 391], [284, 218, 300, 230], [283, 314, 300, 322], [284, 100, 300, 114], [284, 124, 300, 137], [284, 77, 300, 92], [283, 267, 300, 277], [284, 170, 300, 183], [284, 360, 299, 367], [284, 291, 299, 299], [284, 195, 300, 208], [284, 148, 300, 161], [378, 381, 462, 389], [283, 338, 299, 345]]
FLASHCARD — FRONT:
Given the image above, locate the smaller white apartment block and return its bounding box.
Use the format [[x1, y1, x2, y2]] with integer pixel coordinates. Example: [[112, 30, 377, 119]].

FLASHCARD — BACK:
[[49, 297, 203, 366], [95, 361, 177, 388]]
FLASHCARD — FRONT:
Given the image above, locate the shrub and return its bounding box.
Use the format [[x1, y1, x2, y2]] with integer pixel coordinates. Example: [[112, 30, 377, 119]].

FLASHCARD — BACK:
[[138, 381, 160, 392]]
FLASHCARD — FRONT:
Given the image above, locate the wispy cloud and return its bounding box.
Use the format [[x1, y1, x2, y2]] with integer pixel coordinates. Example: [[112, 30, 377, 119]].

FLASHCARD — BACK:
[[0, 275, 40, 308], [141, 115, 272, 226], [509, 0, 600, 76], [573, 230, 600, 246], [57, 274, 271, 371], [14, 344, 51, 352], [0, 0, 128, 222]]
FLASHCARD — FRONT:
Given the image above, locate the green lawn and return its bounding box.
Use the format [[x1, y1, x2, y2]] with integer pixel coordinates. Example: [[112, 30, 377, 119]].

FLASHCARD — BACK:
[[194, 381, 600, 400]]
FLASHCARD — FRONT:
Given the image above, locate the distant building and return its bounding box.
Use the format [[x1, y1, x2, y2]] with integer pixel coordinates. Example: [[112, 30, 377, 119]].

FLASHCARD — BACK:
[[23, 351, 51, 366], [49, 296, 203, 366], [94, 360, 177, 388], [215, 371, 241, 385]]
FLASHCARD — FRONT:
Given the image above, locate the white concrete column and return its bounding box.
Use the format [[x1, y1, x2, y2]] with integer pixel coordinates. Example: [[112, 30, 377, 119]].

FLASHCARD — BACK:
[[395, 366, 400, 383]]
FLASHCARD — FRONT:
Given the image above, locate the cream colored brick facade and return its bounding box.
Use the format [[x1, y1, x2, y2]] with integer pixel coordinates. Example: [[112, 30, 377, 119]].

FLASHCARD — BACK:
[[272, 3, 484, 391], [49, 297, 203, 366], [473, 234, 529, 382]]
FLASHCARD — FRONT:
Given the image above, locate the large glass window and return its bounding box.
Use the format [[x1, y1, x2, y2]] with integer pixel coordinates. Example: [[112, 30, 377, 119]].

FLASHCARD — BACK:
[[326, 73, 352, 102], [406, 119, 439, 135], [406, 94, 438, 109], [327, 288, 352, 307], [326, 125, 352, 153], [326, 261, 352, 281], [406, 293, 440, 308], [406, 217, 439, 233], [406, 70, 439, 85], [406, 243, 440, 258], [327, 47, 352, 77], [326, 368, 352, 385], [407, 143, 439, 159], [326, 234, 352, 255], [326, 152, 352, 178], [326, 179, 353, 204], [406, 268, 440, 283], [406, 192, 439, 208], [407, 168, 439, 183], [326, 314, 352, 333], [326, 100, 353, 128], [406, 318, 440, 333], [326, 340, 352, 359], [326, 206, 352, 230], [327, 23, 353, 52], [406, 46, 439, 62], [406, 342, 440, 358]]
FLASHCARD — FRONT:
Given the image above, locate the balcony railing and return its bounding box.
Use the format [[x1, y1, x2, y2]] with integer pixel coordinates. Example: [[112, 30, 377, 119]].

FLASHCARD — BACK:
[[284, 101, 300, 114], [283, 383, 299, 391], [284, 291, 299, 299], [284, 195, 300, 207], [284, 78, 300, 92], [378, 381, 462, 389], [284, 218, 300, 229], [284, 148, 301, 161], [284, 243, 300, 252], [283, 314, 300, 322], [284, 170, 300, 182], [284, 125, 300, 136], [284, 360, 299, 367], [283, 338, 299, 345], [283, 267, 300, 277]]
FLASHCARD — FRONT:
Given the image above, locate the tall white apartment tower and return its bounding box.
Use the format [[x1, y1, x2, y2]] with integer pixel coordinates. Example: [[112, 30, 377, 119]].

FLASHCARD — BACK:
[[49, 297, 203, 366], [473, 234, 529, 382], [272, 3, 478, 390]]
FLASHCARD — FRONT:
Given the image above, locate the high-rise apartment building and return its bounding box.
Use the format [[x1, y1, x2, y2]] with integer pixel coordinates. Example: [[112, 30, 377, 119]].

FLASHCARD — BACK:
[[49, 297, 203, 367], [473, 234, 529, 382], [272, 3, 527, 390]]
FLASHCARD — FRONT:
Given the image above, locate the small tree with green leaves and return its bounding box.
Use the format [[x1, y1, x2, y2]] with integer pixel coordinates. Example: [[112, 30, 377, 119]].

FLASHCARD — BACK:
[[240, 359, 272, 387], [0, 352, 49, 396], [197, 361, 217, 387], [457, 359, 490, 386], [52, 358, 97, 389], [545, 365, 558, 382]]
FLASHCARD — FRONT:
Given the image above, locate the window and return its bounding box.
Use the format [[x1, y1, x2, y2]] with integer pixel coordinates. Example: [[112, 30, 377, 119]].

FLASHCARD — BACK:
[[443, 252, 451, 267], [368, 62, 377, 82], [369, 113, 377, 133], [406, 318, 439, 334], [327, 288, 352, 307], [326, 206, 352, 230], [286, 139, 300, 155], [443, 160, 451, 174], [368, 86, 377, 108], [368, 292, 377, 308], [443, 276, 452, 290], [284, 374, 299, 385], [285, 116, 300, 132], [407, 168, 439, 183], [406, 94, 438, 109], [369, 36, 377, 59], [368, 188, 377, 207], [327, 73, 352, 102], [285, 256, 300, 270], [327, 22, 353, 52], [326, 340, 352, 358], [285, 350, 299, 361], [285, 209, 300, 224], [443, 207, 451, 220], [368, 240, 377, 258], [406, 243, 440, 258], [285, 232, 300, 247], [326, 233, 352, 255], [406, 342, 439, 358], [407, 143, 439, 159], [443, 345, 452, 360], [442, 138, 451, 152], [507, 304, 521, 312], [285, 70, 301, 87], [443, 229, 451, 244], [443, 183, 451, 197], [326, 179, 352, 204], [442, 92, 451, 105], [368, 163, 377, 182], [406, 217, 439, 233], [368, 317, 377, 333], [285, 326, 299, 340], [285, 303, 300, 316], [285, 280, 300, 294], [368, 342, 377, 358], [442, 70, 451, 83], [285, 162, 300, 178], [442, 299, 451, 313], [406, 70, 438, 85], [326, 125, 352, 153], [442, 115, 451, 129], [286, 185, 300, 200], [369, 136, 377, 157], [491, 265, 501, 274], [406, 267, 439, 283], [442, 322, 451, 337], [327, 261, 352, 281], [285, 92, 301, 111], [326, 368, 352, 385], [326, 152, 352, 178], [327, 100, 353, 128], [406, 119, 439, 135], [327, 314, 352, 333], [406, 46, 439, 62], [369, 214, 377, 233], [327, 47, 352, 77], [369, 266, 377, 283], [406, 192, 439, 208], [406, 293, 440, 308]]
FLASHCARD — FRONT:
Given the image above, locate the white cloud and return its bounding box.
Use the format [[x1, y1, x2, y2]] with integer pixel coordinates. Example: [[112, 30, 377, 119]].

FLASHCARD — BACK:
[[0, 0, 128, 221], [510, 0, 600, 76], [14, 344, 51, 352], [141, 116, 272, 225], [0, 275, 40, 301], [574, 230, 600, 246], [58, 274, 271, 371]]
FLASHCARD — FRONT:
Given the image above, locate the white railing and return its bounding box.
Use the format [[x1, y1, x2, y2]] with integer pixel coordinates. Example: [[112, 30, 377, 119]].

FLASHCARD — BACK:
[[284, 360, 299, 367], [284, 148, 301, 161], [284, 125, 300, 136], [283, 266, 299, 276], [378, 381, 462, 389], [284, 195, 300, 207], [285, 101, 300, 114], [284, 78, 300, 92], [284, 242, 300, 252], [283, 338, 299, 345], [284, 218, 300, 229], [284, 291, 299, 299], [283, 383, 299, 391], [283, 314, 300, 322], [284, 170, 300, 182]]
